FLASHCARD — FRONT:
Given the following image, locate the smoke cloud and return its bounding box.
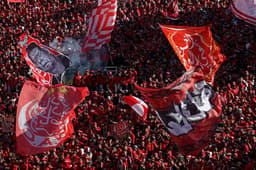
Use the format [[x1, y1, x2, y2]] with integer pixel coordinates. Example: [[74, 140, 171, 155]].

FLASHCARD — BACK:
[[50, 37, 109, 83]]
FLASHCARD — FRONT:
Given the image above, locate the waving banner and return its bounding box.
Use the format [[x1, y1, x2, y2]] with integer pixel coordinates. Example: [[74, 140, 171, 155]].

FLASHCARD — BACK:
[[81, 0, 117, 52], [121, 96, 148, 120], [160, 24, 226, 85], [16, 81, 89, 155], [19, 33, 71, 86], [230, 0, 256, 25], [135, 68, 223, 155]]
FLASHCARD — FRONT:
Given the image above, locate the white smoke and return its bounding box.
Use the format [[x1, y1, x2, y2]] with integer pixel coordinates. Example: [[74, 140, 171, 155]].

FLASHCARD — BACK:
[[50, 37, 109, 83], [50, 37, 83, 68]]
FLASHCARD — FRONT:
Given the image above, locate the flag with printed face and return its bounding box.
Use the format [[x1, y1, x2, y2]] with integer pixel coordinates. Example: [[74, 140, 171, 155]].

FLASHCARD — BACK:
[[81, 0, 117, 52], [121, 96, 148, 120], [19, 33, 71, 86], [135, 68, 223, 155], [160, 24, 226, 85], [230, 0, 256, 25], [16, 80, 89, 155]]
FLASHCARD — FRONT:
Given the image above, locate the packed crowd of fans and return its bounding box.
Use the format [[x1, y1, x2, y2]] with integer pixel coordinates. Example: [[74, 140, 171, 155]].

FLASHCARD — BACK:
[[0, 0, 255, 169]]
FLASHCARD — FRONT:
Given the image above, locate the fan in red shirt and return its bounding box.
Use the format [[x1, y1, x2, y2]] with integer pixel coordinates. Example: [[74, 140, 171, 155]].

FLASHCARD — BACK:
[[95, 70, 104, 91], [107, 72, 115, 91], [62, 153, 72, 169], [81, 69, 91, 87], [73, 71, 82, 87], [114, 71, 122, 92]]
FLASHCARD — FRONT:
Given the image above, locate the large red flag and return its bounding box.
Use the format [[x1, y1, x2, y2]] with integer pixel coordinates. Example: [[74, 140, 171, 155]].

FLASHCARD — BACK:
[[230, 0, 256, 25], [16, 81, 89, 155], [160, 24, 226, 85], [135, 68, 223, 155], [81, 0, 117, 52], [19, 33, 71, 86]]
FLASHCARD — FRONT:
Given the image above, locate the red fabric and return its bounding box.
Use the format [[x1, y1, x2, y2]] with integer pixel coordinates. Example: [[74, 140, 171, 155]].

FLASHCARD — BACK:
[[81, 0, 117, 52], [160, 24, 226, 85], [19, 33, 63, 86], [128, 131, 136, 144], [108, 75, 115, 90], [136, 9, 141, 17], [16, 80, 89, 155], [231, 87, 239, 95], [245, 161, 256, 170], [73, 75, 82, 86], [146, 142, 157, 152], [135, 68, 223, 155], [81, 73, 92, 86], [63, 158, 72, 168], [121, 96, 148, 120]]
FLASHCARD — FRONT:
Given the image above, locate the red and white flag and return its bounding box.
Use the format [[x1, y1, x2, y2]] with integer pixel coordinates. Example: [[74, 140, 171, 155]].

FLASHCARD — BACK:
[[81, 0, 117, 52], [135, 68, 223, 155], [230, 0, 256, 25], [16, 80, 89, 155], [19, 33, 71, 86], [98, 0, 109, 5], [121, 96, 148, 120], [160, 24, 226, 85]]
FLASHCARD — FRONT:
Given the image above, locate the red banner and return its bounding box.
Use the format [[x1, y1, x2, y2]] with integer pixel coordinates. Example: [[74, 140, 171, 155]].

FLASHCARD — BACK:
[[81, 0, 117, 52], [135, 68, 223, 155], [16, 80, 89, 155], [19, 33, 71, 86], [160, 24, 226, 85]]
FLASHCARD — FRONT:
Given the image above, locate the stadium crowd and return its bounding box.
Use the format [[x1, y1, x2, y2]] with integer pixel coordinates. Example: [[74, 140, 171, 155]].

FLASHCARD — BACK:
[[0, 0, 255, 169]]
